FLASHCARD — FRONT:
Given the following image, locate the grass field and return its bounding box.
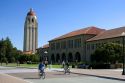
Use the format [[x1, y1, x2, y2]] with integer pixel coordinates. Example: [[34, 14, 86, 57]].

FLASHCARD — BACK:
[[0, 63, 62, 68]]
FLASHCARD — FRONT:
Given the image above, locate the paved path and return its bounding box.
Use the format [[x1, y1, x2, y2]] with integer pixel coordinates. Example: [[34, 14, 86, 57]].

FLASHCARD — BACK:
[[8, 70, 125, 83], [27, 76, 125, 83], [8, 70, 83, 79], [70, 69, 125, 81], [0, 73, 30, 83], [25, 68, 125, 83], [0, 66, 125, 83]]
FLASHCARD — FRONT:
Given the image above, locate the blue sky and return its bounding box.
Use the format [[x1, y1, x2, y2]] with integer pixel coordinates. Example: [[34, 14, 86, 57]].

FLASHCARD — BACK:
[[0, 0, 125, 50]]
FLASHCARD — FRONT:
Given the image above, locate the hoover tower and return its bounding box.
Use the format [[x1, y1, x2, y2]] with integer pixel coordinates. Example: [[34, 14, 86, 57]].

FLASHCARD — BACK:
[[23, 8, 38, 53]]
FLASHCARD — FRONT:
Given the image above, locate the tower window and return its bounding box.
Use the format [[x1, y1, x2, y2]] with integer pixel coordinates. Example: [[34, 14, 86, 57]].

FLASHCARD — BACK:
[[32, 19, 34, 23]]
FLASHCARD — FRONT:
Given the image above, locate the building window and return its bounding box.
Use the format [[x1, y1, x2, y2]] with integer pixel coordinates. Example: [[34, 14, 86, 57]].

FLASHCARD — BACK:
[[32, 19, 34, 23], [61, 41, 66, 49], [51, 43, 55, 50], [68, 40, 73, 48], [91, 44, 94, 50], [56, 42, 60, 49], [74, 38, 81, 48], [87, 44, 90, 50]]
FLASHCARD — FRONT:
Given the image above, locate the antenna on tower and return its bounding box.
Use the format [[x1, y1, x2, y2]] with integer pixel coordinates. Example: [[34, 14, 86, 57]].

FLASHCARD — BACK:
[[30, 8, 33, 12]]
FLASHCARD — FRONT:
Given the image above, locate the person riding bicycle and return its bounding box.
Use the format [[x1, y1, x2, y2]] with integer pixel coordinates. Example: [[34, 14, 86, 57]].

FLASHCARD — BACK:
[[64, 62, 70, 74], [38, 62, 45, 74]]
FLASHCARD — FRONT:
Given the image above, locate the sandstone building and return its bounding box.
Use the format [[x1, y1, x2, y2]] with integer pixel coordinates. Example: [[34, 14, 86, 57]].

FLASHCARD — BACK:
[[37, 26, 125, 64], [23, 9, 38, 54]]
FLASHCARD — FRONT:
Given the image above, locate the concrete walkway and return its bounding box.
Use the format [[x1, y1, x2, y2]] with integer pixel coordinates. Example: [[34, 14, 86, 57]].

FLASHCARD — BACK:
[[70, 69, 125, 81], [0, 67, 125, 83], [0, 73, 31, 83]]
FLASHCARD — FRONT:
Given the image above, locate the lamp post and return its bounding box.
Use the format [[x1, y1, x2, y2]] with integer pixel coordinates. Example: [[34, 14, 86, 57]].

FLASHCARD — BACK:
[[44, 51, 48, 61], [44, 50, 48, 54], [44, 51, 48, 68], [121, 32, 125, 75]]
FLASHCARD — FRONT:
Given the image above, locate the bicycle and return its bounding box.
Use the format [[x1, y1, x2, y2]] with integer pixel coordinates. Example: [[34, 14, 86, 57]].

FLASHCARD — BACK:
[[39, 69, 45, 79], [64, 67, 70, 74]]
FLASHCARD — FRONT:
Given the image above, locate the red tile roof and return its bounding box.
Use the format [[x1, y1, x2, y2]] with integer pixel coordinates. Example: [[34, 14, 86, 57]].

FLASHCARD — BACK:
[[27, 8, 35, 16], [50, 26, 105, 41], [87, 26, 125, 42], [42, 44, 49, 48], [23, 51, 32, 54]]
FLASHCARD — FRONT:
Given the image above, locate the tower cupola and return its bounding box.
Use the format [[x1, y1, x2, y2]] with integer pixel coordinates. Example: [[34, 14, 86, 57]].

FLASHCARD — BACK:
[[27, 8, 35, 16]]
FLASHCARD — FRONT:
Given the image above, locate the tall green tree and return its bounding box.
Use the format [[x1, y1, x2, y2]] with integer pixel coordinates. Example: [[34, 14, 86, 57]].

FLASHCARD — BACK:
[[0, 37, 20, 63], [0, 38, 7, 65], [5, 37, 14, 63], [91, 43, 122, 64]]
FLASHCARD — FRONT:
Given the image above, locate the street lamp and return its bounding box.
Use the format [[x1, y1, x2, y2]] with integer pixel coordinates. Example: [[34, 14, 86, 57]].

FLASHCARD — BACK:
[[44, 51, 48, 68], [44, 51, 48, 61], [44, 51, 48, 54], [121, 32, 125, 75]]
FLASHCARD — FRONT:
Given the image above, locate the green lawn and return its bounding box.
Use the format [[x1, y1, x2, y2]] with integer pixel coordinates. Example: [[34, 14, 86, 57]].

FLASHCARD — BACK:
[[1, 63, 62, 68], [49, 64, 62, 68], [1, 63, 38, 68]]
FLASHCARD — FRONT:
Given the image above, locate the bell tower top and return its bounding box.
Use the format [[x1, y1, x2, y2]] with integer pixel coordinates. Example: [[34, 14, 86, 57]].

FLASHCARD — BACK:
[[30, 8, 33, 11], [27, 8, 35, 16]]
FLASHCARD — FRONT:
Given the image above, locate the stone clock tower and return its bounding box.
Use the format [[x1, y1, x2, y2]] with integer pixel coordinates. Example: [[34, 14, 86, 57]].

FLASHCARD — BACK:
[[23, 8, 38, 54]]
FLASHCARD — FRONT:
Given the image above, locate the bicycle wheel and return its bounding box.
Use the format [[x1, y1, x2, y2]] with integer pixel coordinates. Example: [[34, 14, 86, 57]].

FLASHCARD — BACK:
[[42, 72, 45, 79], [39, 73, 42, 79], [64, 69, 66, 74], [67, 69, 70, 74]]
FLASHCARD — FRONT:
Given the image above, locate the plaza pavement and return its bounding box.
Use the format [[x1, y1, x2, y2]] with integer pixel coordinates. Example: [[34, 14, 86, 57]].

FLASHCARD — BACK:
[[70, 69, 125, 81], [0, 66, 125, 83], [47, 68, 125, 81], [0, 73, 30, 83]]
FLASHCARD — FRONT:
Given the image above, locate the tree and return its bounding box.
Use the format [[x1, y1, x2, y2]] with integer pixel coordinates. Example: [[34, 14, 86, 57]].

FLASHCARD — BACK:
[[0, 37, 20, 64], [5, 37, 13, 63], [91, 43, 122, 64], [0, 38, 7, 65], [30, 54, 39, 62], [13, 50, 22, 61]]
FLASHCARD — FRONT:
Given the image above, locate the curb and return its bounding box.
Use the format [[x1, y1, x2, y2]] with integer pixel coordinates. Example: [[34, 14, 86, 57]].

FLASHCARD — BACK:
[[52, 69, 125, 81], [71, 72, 125, 81]]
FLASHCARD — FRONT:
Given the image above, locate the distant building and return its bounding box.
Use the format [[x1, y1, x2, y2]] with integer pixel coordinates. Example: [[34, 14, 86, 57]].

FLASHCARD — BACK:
[[23, 8, 38, 54], [38, 26, 125, 63], [23, 51, 33, 55], [37, 44, 49, 61]]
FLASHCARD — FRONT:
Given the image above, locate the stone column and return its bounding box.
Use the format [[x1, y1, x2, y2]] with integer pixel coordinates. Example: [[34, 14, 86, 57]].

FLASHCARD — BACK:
[[23, 27, 26, 51], [32, 27, 36, 53], [35, 28, 38, 53], [26, 27, 30, 51], [29, 27, 32, 51]]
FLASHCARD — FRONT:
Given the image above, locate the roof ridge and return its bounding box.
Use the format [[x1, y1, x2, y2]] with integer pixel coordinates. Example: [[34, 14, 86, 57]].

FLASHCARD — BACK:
[[50, 26, 104, 41], [84, 27, 92, 34], [87, 26, 125, 41]]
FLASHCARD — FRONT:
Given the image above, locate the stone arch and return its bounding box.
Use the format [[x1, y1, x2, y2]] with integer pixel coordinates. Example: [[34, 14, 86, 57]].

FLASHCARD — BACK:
[[68, 53, 73, 62], [62, 53, 66, 62], [51, 54, 55, 63], [56, 53, 60, 63], [75, 52, 81, 62], [32, 18, 34, 23]]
